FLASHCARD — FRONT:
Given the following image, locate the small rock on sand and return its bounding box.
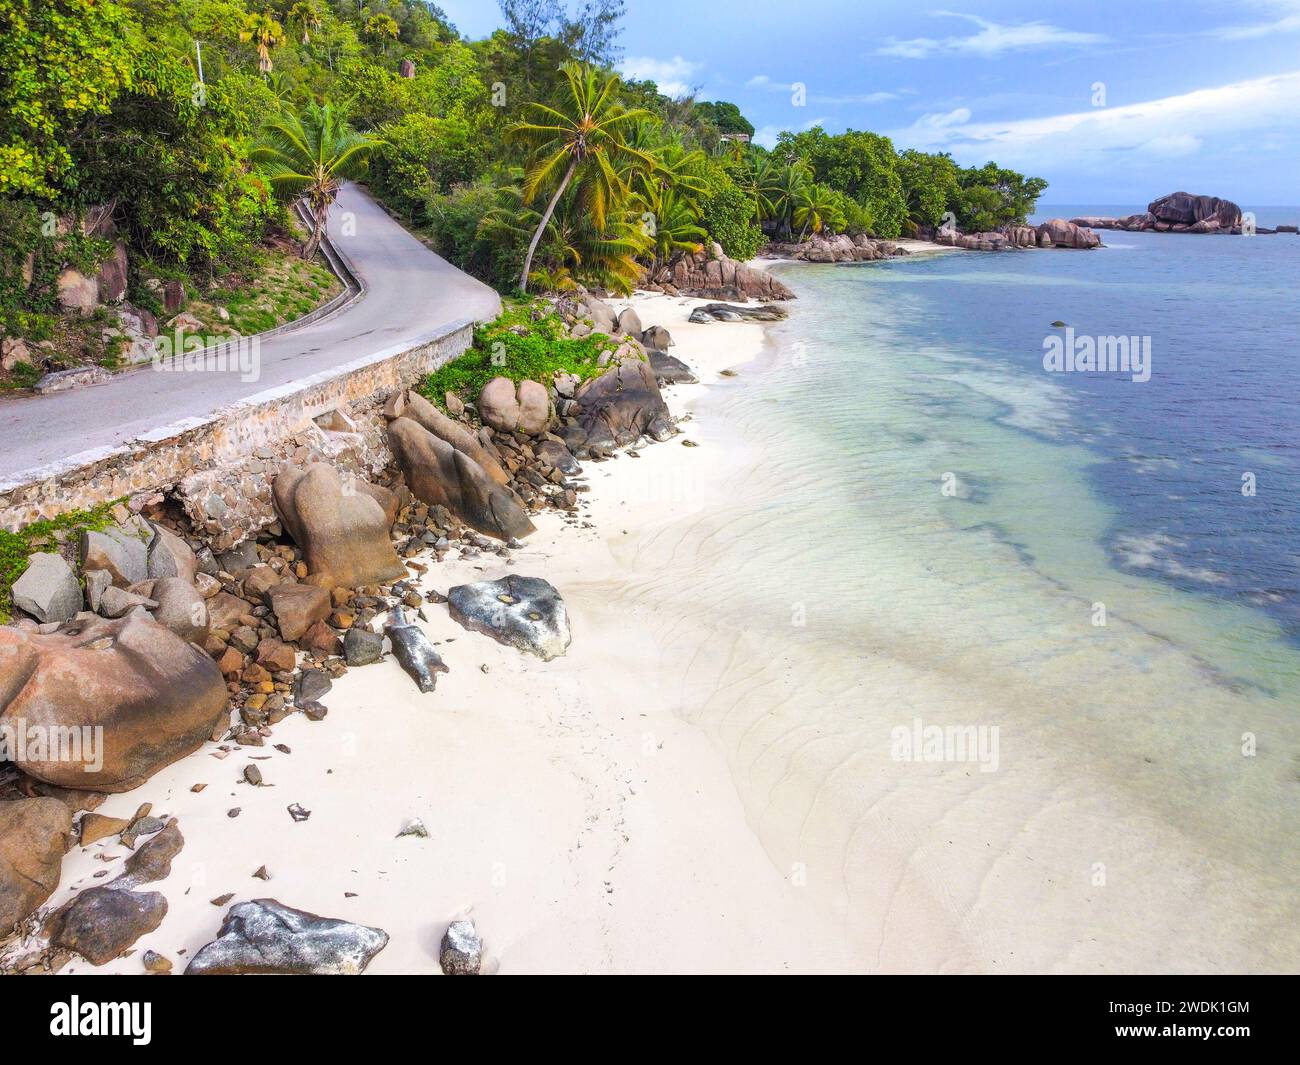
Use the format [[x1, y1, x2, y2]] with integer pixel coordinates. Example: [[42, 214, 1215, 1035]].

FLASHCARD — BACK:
[[186, 898, 389, 975], [440, 919, 482, 975]]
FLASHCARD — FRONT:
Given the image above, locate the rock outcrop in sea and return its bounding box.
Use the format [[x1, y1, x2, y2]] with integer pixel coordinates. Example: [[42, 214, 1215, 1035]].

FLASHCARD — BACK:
[[1068, 191, 1280, 234], [933, 218, 1101, 250]]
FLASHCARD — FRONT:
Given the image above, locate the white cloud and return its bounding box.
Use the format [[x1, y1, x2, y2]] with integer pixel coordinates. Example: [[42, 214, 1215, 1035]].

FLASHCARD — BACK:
[[745, 74, 898, 105], [915, 107, 972, 129], [1208, 0, 1300, 40], [618, 55, 702, 98], [877, 12, 1107, 59], [891, 69, 1300, 170]]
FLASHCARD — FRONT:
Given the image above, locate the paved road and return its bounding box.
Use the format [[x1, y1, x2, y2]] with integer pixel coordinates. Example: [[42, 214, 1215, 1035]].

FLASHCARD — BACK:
[[0, 184, 501, 487]]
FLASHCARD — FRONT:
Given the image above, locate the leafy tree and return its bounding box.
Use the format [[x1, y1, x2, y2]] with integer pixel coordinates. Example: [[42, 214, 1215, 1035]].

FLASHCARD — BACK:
[[697, 162, 763, 259], [72, 40, 278, 272], [694, 101, 753, 137], [371, 112, 485, 217], [0, 0, 137, 196], [777, 126, 906, 238], [556, 0, 626, 64], [897, 149, 959, 231], [252, 102, 381, 258], [508, 62, 652, 292], [241, 11, 286, 74], [956, 161, 1047, 230]]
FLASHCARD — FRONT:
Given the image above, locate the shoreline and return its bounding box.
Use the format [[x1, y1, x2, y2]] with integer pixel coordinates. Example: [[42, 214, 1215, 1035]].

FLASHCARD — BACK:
[[19, 255, 1294, 975], [22, 290, 864, 975]]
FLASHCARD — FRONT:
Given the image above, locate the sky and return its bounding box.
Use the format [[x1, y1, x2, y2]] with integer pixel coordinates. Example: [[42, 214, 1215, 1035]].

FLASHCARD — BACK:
[[434, 0, 1300, 205]]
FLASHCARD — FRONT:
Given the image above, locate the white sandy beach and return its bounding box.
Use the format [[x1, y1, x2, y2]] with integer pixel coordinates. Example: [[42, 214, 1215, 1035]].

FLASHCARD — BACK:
[[25, 277, 1295, 977], [30, 294, 863, 975]]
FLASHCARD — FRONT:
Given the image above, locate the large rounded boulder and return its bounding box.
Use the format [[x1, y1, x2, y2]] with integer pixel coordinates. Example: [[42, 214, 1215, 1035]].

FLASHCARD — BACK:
[[0, 614, 229, 792], [401, 390, 510, 485], [571, 355, 675, 451], [388, 418, 535, 542], [478, 377, 520, 434], [0, 797, 73, 931], [272, 463, 405, 589]]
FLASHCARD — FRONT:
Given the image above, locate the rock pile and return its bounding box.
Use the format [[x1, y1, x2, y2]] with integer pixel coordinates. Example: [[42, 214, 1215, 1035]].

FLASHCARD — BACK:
[[763, 232, 907, 263], [1, 284, 705, 971], [932, 219, 1101, 250], [640, 243, 794, 301]]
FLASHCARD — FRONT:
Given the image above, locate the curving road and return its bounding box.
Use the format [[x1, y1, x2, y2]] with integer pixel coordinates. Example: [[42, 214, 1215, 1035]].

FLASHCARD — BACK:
[[0, 184, 501, 488]]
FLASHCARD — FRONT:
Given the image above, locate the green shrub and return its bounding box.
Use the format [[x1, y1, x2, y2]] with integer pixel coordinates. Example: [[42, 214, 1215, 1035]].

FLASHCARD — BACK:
[[417, 300, 614, 409], [0, 498, 124, 623], [699, 172, 764, 261]]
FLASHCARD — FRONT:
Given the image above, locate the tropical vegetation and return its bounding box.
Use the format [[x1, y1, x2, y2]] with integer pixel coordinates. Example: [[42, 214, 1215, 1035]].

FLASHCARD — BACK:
[[0, 0, 1048, 359]]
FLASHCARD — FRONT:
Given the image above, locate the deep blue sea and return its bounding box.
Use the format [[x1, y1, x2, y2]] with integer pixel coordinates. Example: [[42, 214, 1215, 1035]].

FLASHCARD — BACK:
[[893, 206, 1300, 644]]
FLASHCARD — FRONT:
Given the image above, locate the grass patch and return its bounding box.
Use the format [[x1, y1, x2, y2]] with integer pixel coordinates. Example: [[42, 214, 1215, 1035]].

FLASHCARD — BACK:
[[417, 299, 619, 411], [0, 361, 42, 392], [195, 248, 341, 337], [0, 499, 125, 624]]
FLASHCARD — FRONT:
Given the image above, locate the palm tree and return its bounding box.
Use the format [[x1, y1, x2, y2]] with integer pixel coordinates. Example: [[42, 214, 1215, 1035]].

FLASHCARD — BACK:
[[365, 13, 399, 54], [641, 187, 706, 268], [793, 183, 840, 241], [252, 103, 382, 260], [287, 1, 322, 44], [508, 62, 655, 293], [741, 154, 779, 224], [241, 12, 286, 74], [766, 160, 812, 240], [480, 173, 651, 295]]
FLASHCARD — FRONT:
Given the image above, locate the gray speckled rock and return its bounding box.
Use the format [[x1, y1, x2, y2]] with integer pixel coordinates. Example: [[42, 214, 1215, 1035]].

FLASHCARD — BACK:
[[11, 552, 81, 624], [446, 575, 571, 661], [186, 898, 389, 975], [687, 302, 789, 324], [440, 919, 482, 975], [649, 351, 698, 385], [343, 626, 384, 666], [50, 886, 168, 965], [80, 525, 149, 587], [385, 606, 449, 693]]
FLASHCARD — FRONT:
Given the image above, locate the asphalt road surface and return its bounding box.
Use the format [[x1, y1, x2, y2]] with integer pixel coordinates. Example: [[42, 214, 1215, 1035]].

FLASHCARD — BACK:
[[0, 184, 501, 488]]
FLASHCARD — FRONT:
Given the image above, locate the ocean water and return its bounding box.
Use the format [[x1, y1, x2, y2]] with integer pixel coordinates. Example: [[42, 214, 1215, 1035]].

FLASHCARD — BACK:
[[628, 223, 1300, 971]]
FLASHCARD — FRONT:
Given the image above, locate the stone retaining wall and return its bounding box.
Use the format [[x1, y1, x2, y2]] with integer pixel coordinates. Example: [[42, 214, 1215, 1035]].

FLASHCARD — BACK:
[[0, 322, 474, 551]]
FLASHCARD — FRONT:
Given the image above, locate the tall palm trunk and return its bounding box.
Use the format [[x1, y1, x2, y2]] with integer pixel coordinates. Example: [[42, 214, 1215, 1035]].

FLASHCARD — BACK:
[[519, 158, 578, 293], [303, 200, 329, 260]]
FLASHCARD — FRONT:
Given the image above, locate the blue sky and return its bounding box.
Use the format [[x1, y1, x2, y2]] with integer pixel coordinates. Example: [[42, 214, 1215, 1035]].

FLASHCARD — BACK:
[[435, 1, 1300, 205]]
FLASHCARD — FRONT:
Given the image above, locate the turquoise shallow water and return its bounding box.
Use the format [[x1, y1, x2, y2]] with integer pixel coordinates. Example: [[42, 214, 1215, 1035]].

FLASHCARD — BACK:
[[628, 241, 1300, 971]]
